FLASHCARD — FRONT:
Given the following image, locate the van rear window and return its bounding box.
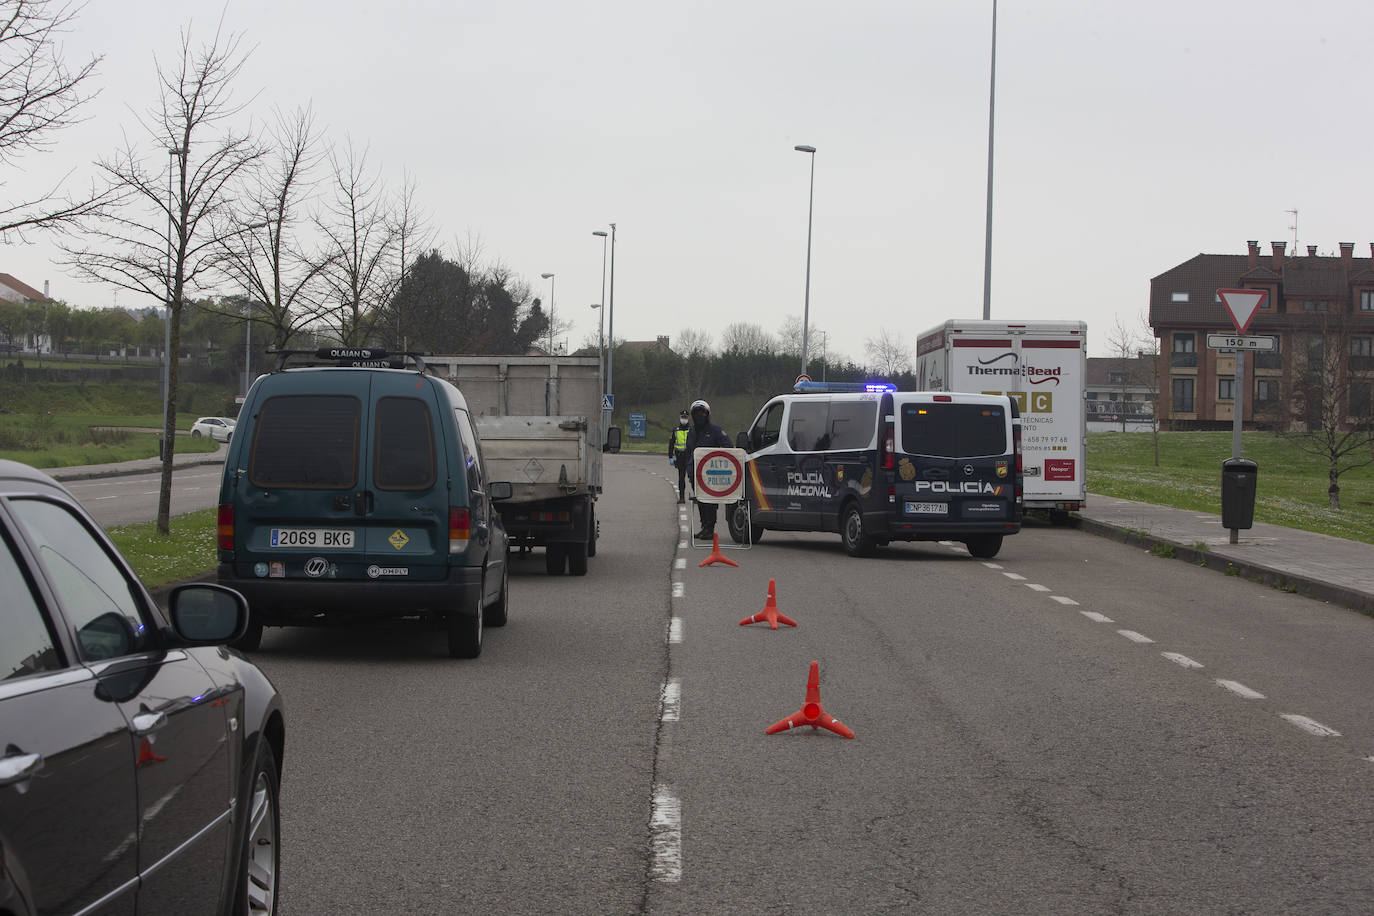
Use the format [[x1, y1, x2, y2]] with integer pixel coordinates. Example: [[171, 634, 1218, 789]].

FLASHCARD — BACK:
[[899, 403, 1007, 458], [250, 395, 360, 488], [374, 397, 436, 490]]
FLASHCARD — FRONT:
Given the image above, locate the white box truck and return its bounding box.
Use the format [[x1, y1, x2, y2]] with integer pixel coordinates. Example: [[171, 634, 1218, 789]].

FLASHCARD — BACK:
[[915, 320, 1087, 522], [425, 355, 617, 575]]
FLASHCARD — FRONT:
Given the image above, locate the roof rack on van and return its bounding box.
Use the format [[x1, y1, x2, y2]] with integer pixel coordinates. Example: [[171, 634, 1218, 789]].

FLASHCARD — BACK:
[[792, 380, 897, 394], [266, 347, 430, 373]]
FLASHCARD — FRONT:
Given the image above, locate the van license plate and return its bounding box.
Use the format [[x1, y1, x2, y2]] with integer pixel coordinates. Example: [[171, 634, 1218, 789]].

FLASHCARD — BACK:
[[270, 528, 355, 548], [905, 501, 947, 515]]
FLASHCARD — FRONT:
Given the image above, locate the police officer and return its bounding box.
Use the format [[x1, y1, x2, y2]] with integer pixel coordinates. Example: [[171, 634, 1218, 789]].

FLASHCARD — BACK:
[[683, 398, 731, 539], [667, 409, 690, 503]]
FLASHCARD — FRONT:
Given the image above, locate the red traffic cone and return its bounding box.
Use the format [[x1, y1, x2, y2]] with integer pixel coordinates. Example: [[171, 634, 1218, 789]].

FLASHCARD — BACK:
[[739, 578, 797, 629], [699, 532, 739, 567], [136, 737, 167, 767], [765, 660, 855, 739]]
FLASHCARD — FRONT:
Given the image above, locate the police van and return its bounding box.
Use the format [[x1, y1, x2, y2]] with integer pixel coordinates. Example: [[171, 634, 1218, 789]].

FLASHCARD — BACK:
[[726, 383, 1022, 557]]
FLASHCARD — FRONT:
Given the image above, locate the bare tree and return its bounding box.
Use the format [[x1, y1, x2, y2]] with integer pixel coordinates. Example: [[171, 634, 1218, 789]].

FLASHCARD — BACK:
[[315, 139, 405, 346], [721, 321, 773, 354], [61, 21, 261, 534], [216, 104, 331, 349], [1282, 315, 1374, 510], [676, 326, 712, 393], [865, 327, 911, 377], [0, 0, 110, 239]]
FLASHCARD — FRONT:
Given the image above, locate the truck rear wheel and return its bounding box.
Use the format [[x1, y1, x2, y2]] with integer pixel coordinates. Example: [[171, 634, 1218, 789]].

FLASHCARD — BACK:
[[545, 543, 567, 575], [567, 540, 588, 576]]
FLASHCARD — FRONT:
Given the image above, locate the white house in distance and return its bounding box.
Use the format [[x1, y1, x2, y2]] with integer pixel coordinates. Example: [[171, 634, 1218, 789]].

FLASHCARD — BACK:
[[0, 273, 53, 353]]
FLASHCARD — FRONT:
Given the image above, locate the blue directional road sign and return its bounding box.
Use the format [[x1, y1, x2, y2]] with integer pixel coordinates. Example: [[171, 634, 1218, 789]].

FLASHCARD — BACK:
[[629, 412, 646, 439]]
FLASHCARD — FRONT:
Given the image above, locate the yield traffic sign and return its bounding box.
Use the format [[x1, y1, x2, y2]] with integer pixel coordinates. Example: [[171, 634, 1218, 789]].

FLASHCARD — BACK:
[[1217, 288, 1268, 334]]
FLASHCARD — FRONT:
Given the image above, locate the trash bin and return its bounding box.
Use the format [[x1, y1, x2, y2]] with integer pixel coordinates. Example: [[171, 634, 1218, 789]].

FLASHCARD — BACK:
[[1221, 458, 1258, 530]]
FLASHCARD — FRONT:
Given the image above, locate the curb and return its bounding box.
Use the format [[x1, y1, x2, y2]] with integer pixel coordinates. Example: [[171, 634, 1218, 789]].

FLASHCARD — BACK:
[[1074, 516, 1374, 617], [48, 454, 225, 483]]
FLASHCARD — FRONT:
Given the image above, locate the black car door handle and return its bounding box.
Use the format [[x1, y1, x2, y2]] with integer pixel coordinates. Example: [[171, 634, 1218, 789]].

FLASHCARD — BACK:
[[0, 752, 44, 786]]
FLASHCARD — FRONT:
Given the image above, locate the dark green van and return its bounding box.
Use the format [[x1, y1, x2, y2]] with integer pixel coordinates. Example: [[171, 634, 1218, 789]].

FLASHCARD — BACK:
[[215, 349, 512, 658]]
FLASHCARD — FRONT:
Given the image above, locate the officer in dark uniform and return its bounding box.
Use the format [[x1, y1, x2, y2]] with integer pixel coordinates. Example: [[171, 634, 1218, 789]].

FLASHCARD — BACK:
[[668, 409, 690, 503], [683, 398, 731, 539]]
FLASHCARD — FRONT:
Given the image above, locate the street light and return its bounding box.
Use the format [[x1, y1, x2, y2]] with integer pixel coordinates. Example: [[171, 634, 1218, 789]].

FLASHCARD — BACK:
[[606, 223, 616, 407], [593, 230, 608, 394], [162, 146, 184, 462], [540, 272, 556, 355], [590, 303, 605, 373], [794, 144, 816, 377]]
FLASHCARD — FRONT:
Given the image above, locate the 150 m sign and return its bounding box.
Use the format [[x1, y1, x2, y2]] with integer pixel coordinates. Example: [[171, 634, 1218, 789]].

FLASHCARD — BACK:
[[1205, 334, 1275, 351]]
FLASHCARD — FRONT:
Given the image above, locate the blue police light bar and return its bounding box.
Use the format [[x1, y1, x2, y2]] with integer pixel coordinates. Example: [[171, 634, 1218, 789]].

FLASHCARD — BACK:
[[793, 381, 898, 394]]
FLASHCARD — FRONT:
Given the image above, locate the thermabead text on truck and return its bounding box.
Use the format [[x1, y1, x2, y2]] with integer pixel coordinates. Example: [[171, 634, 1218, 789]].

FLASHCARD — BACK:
[[915, 320, 1088, 518]]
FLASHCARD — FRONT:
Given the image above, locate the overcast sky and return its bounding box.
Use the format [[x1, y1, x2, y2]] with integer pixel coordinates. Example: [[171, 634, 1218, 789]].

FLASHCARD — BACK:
[[9, 0, 1374, 364]]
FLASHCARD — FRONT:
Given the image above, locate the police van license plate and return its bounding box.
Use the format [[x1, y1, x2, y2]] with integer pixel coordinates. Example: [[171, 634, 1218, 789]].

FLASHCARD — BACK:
[[270, 528, 355, 548], [905, 501, 947, 515]]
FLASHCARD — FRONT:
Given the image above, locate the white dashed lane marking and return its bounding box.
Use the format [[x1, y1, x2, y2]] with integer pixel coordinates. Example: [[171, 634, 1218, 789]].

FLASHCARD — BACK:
[[659, 679, 681, 721], [1281, 714, 1341, 737], [1080, 611, 1114, 624], [1162, 652, 1204, 670], [1117, 630, 1155, 644], [668, 618, 683, 644], [1216, 679, 1266, 700], [1051, 596, 1079, 605], [671, 582, 684, 598], [649, 787, 682, 883], [1025, 583, 1051, 592], [1002, 572, 1026, 581], [674, 558, 686, 570]]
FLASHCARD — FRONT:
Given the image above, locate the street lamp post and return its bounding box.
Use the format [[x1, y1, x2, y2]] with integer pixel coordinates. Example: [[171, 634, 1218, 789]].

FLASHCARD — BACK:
[[592, 230, 608, 392], [162, 146, 184, 462], [606, 223, 617, 408], [794, 144, 816, 377], [540, 272, 556, 355]]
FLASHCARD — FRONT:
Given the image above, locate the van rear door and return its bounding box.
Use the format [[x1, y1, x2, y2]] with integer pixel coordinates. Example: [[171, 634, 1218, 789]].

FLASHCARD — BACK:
[[235, 371, 451, 583], [892, 397, 1017, 526]]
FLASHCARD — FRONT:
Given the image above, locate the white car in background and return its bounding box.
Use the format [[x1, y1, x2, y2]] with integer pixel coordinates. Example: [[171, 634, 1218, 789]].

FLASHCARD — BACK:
[[190, 416, 236, 442]]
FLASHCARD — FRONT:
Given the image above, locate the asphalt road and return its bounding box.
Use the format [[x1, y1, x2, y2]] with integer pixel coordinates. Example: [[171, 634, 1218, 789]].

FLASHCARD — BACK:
[[109, 452, 1374, 913], [65, 463, 223, 527]]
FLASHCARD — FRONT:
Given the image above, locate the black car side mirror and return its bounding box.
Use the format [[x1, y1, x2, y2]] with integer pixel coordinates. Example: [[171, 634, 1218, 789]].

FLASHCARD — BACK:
[[604, 427, 622, 453], [167, 584, 248, 645]]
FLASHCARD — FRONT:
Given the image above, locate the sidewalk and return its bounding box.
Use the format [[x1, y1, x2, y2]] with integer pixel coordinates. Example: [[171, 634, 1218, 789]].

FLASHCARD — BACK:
[[33, 452, 1374, 617], [46, 447, 225, 483], [1077, 494, 1374, 616]]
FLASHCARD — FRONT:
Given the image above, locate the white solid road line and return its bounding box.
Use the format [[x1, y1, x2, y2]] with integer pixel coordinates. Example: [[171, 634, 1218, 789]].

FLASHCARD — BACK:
[[1216, 679, 1266, 700]]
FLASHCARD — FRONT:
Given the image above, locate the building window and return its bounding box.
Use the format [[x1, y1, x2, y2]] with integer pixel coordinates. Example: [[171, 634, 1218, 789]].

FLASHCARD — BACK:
[[1351, 336, 1373, 357], [1218, 378, 1235, 400], [1173, 333, 1195, 353], [1171, 291, 1190, 303], [1108, 371, 1125, 384], [1256, 379, 1278, 403], [1361, 290, 1374, 311], [1352, 381, 1373, 417], [1302, 300, 1329, 312], [1172, 377, 1195, 413]]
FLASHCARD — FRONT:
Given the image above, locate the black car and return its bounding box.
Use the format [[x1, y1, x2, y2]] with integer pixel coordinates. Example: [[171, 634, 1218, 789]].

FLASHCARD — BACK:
[[0, 460, 284, 915]]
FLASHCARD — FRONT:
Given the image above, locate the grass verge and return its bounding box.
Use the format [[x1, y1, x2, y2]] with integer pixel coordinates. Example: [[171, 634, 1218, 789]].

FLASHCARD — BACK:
[[1088, 430, 1374, 544], [108, 507, 218, 590]]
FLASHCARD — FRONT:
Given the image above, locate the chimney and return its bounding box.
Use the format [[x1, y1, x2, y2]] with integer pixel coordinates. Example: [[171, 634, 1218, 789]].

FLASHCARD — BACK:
[[1340, 242, 1354, 268], [1247, 240, 1259, 269], [1271, 241, 1286, 270], [657, 335, 670, 350], [1307, 245, 1318, 257]]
